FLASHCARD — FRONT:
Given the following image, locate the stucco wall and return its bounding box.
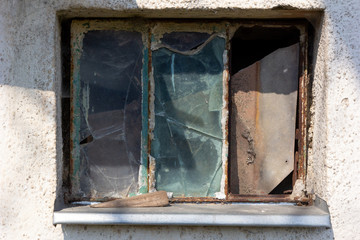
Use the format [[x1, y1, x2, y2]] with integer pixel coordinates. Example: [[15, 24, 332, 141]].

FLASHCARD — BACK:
[[0, 0, 359, 239]]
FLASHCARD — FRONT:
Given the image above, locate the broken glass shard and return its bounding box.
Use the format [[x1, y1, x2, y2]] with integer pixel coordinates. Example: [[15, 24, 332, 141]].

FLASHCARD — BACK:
[[151, 35, 225, 197], [161, 32, 211, 52], [229, 43, 299, 195], [75, 30, 143, 199]]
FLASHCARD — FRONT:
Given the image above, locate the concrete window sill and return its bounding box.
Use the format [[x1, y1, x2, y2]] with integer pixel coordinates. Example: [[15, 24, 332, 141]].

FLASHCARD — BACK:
[[53, 196, 330, 227]]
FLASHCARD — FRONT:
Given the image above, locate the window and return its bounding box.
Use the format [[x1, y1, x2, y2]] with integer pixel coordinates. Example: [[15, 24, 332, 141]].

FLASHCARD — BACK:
[[64, 19, 309, 203]]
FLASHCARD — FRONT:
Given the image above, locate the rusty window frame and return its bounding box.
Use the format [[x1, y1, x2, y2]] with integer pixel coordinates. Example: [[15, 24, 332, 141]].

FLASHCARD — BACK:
[[224, 20, 309, 203], [66, 19, 309, 204]]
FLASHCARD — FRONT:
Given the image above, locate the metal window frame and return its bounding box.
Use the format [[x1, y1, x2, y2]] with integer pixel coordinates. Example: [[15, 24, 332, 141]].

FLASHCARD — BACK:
[[66, 19, 310, 204]]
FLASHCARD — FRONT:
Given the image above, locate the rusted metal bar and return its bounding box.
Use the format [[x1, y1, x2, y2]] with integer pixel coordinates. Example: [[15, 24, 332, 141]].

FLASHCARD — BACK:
[[171, 194, 311, 203], [228, 194, 311, 203], [223, 23, 231, 198], [297, 23, 309, 181], [68, 194, 310, 205]]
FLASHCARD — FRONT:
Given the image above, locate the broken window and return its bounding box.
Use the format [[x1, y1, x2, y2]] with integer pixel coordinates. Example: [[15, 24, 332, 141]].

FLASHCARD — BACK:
[[229, 26, 303, 198], [65, 20, 309, 203], [151, 29, 225, 198]]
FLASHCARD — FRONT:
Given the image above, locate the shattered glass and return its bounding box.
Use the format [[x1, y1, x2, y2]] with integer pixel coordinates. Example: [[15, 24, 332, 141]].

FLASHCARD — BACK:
[[161, 32, 211, 52], [76, 30, 143, 198], [151, 35, 225, 197]]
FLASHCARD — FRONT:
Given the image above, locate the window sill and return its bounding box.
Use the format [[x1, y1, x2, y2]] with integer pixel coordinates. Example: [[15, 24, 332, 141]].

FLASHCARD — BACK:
[[53, 196, 330, 227]]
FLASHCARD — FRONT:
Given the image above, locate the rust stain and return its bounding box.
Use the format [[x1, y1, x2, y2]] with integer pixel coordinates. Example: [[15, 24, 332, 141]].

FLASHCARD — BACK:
[[298, 76, 305, 180], [297, 23, 308, 181], [171, 195, 310, 204], [229, 62, 260, 195], [68, 194, 310, 205], [227, 193, 304, 203]]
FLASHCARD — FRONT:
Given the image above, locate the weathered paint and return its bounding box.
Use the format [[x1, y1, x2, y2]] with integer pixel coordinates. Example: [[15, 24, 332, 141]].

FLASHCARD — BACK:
[[218, 25, 230, 199], [147, 28, 156, 193], [148, 155, 156, 192], [70, 23, 85, 196]]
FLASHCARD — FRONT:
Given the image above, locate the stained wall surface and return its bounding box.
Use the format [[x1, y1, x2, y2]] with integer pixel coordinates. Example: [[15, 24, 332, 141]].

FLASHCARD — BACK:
[[0, 0, 359, 239]]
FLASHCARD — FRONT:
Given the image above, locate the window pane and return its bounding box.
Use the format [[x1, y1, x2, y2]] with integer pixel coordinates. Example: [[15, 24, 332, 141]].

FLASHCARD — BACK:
[[230, 43, 299, 195], [73, 30, 143, 199], [151, 35, 225, 197]]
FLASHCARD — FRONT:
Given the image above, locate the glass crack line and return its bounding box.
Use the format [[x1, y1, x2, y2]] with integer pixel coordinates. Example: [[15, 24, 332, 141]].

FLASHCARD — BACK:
[[163, 116, 223, 140], [122, 49, 144, 183], [153, 34, 221, 55], [205, 159, 223, 196]]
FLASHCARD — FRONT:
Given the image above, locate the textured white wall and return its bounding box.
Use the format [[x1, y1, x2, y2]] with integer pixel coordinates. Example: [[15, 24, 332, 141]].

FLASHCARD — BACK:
[[0, 0, 359, 239]]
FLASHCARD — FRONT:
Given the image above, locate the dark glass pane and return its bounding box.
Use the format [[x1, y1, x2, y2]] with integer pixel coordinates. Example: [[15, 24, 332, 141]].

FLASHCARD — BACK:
[[151, 36, 225, 197], [77, 30, 143, 198]]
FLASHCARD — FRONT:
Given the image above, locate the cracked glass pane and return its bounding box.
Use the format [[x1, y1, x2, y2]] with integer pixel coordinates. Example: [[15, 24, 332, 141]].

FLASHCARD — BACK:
[[161, 32, 211, 52], [151, 35, 225, 197], [76, 30, 143, 199]]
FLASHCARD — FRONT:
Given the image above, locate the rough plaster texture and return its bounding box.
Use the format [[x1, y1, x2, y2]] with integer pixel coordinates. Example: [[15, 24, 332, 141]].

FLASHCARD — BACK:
[[0, 0, 359, 239]]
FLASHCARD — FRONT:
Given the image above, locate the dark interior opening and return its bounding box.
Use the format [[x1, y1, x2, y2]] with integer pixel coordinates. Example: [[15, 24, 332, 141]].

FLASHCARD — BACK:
[[229, 25, 300, 195], [269, 171, 294, 194], [230, 25, 300, 75]]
